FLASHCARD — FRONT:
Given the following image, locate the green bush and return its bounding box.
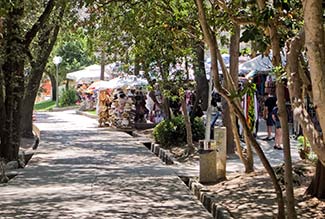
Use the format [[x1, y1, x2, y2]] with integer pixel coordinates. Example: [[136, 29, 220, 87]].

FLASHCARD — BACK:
[[59, 89, 77, 107], [153, 116, 205, 148], [191, 117, 205, 142]]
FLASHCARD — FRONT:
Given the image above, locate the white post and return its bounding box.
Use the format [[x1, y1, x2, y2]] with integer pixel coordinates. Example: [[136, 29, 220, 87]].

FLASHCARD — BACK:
[[55, 64, 59, 107], [53, 56, 62, 108], [205, 73, 213, 141]]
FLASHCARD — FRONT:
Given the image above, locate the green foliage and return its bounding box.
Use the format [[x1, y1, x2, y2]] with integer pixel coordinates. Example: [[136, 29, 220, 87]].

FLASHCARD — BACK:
[[191, 117, 205, 142], [297, 136, 317, 162], [153, 116, 205, 147], [34, 100, 56, 111], [59, 89, 77, 107], [153, 116, 185, 147]]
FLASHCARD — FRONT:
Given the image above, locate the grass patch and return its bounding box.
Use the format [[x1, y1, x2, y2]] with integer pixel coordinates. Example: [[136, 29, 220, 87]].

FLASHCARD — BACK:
[[88, 110, 97, 115], [34, 100, 56, 111]]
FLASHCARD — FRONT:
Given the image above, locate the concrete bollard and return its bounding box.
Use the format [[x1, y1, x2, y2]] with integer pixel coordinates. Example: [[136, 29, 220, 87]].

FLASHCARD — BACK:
[[214, 126, 227, 181], [199, 126, 227, 183], [199, 140, 218, 183]]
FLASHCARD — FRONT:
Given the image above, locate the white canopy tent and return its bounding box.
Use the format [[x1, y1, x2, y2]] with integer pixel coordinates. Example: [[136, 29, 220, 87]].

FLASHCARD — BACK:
[[239, 52, 286, 75], [239, 55, 273, 74], [66, 64, 112, 83], [87, 76, 148, 91]]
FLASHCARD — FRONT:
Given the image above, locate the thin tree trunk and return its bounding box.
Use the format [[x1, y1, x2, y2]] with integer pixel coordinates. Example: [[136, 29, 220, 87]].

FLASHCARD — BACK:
[[100, 50, 105, 80], [49, 73, 57, 101], [0, 67, 5, 150], [181, 95, 195, 154], [270, 21, 297, 219], [224, 23, 240, 154], [195, 1, 285, 217], [193, 41, 208, 111], [134, 55, 140, 76], [229, 105, 254, 172]]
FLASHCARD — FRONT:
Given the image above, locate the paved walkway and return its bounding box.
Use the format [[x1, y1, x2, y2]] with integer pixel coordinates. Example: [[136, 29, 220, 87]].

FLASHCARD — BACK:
[[0, 110, 212, 219]]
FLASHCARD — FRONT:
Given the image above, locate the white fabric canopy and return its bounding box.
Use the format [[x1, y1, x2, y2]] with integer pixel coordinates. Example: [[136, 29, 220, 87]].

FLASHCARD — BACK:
[[87, 76, 148, 90], [105, 75, 148, 89], [66, 65, 111, 83], [239, 55, 273, 73], [87, 80, 114, 91]]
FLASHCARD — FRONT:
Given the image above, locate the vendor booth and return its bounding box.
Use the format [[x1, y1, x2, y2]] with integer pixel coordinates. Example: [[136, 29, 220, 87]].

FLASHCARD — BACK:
[[92, 76, 149, 129]]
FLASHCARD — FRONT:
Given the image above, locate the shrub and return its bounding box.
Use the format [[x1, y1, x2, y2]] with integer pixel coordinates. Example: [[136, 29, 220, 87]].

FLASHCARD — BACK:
[[59, 89, 77, 107], [153, 116, 205, 148], [191, 117, 205, 142], [153, 117, 184, 148]]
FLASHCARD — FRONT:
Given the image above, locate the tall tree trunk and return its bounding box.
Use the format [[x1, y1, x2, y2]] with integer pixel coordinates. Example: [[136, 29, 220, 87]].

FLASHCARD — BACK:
[[230, 105, 254, 173], [287, 32, 325, 198], [195, 1, 285, 217], [270, 20, 297, 219], [193, 41, 208, 111], [181, 95, 195, 154], [302, 0, 325, 166], [100, 50, 105, 80], [1, 5, 25, 161], [0, 67, 5, 141], [261, 0, 297, 213], [224, 23, 240, 154], [21, 8, 63, 137], [49, 73, 57, 101]]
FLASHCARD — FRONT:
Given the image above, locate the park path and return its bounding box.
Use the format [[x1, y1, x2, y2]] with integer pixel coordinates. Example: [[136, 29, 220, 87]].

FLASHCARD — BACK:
[[0, 110, 212, 219]]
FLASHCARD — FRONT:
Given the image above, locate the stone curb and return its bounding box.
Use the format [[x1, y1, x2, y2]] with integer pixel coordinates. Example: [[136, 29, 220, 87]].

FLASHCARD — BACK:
[[75, 110, 98, 119], [188, 178, 234, 219], [148, 142, 233, 219], [150, 143, 174, 165], [50, 105, 80, 112]]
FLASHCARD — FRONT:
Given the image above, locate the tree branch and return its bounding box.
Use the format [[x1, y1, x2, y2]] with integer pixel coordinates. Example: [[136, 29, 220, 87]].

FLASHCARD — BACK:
[[24, 0, 56, 47]]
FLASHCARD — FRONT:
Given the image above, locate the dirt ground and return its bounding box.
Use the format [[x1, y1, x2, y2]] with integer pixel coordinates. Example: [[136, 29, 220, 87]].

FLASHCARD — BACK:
[[133, 129, 325, 218]]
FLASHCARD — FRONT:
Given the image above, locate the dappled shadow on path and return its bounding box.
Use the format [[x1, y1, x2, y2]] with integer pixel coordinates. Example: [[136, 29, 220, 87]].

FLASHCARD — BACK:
[[0, 126, 212, 218], [206, 173, 277, 218]]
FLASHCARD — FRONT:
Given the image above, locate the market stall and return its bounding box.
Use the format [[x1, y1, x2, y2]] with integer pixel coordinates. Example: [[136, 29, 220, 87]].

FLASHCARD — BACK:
[[92, 76, 149, 128]]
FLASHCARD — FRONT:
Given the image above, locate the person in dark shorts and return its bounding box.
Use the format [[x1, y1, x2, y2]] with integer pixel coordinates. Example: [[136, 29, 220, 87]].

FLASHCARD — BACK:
[[272, 105, 282, 150], [263, 93, 277, 140]]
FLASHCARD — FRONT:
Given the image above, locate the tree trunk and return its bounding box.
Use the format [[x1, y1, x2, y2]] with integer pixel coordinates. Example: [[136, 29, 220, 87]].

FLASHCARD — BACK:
[[49, 73, 57, 101], [134, 55, 140, 76], [0, 5, 25, 161], [100, 50, 105, 80], [21, 11, 63, 138], [270, 20, 297, 219], [287, 25, 325, 199], [224, 23, 240, 154], [230, 105, 254, 173], [0, 67, 5, 139], [195, 1, 285, 217], [181, 95, 195, 154], [306, 161, 325, 198], [303, 0, 325, 142], [0, 67, 6, 157], [193, 41, 209, 111], [302, 0, 325, 167]]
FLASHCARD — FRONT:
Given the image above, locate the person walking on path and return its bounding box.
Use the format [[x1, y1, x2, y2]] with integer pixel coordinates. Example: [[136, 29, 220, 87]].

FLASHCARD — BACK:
[[272, 105, 283, 150], [263, 93, 277, 141]]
